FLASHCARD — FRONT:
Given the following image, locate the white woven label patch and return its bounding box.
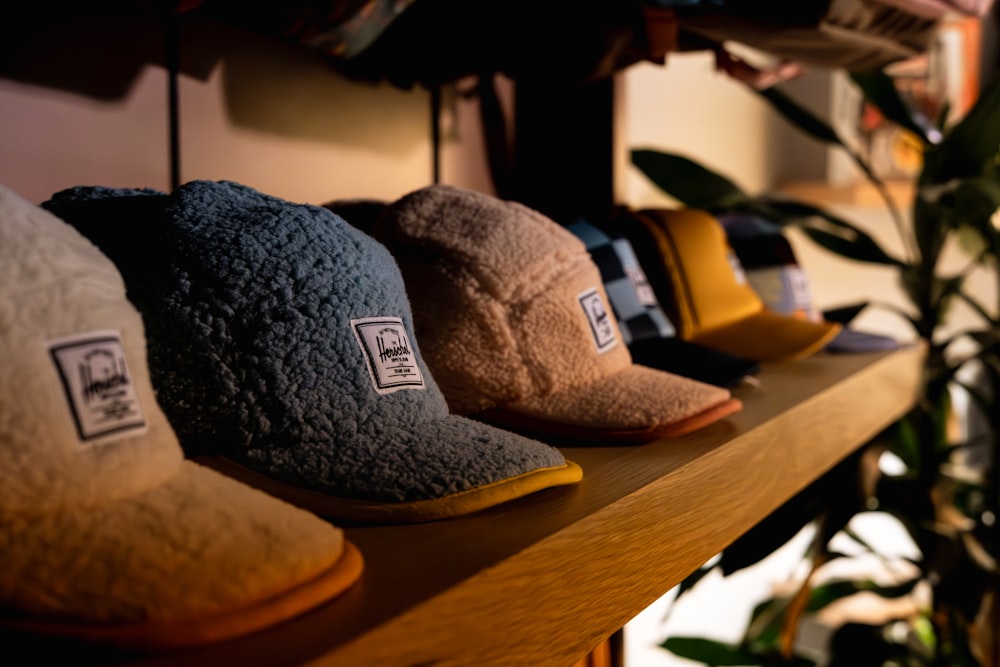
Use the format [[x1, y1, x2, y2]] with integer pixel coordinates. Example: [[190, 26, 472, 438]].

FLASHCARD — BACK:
[[48, 330, 147, 445], [578, 288, 618, 353], [351, 316, 426, 395]]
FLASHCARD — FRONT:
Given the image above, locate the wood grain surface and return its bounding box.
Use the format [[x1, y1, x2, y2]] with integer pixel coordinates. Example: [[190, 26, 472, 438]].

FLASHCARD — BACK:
[[3, 346, 924, 667]]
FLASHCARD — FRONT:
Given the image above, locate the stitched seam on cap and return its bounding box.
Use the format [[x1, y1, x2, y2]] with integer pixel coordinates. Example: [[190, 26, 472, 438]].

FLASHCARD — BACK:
[[641, 210, 699, 335]]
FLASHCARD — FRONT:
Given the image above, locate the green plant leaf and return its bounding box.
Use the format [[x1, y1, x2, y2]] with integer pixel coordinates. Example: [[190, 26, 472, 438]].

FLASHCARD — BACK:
[[898, 262, 955, 338], [920, 77, 1000, 186], [866, 300, 921, 335], [807, 208, 905, 262], [964, 328, 1000, 350], [750, 197, 874, 231], [746, 595, 790, 651], [778, 202, 905, 267], [660, 637, 761, 665], [756, 86, 842, 146], [943, 607, 982, 666], [952, 223, 992, 260], [912, 191, 954, 269], [873, 478, 932, 552], [828, 621, 932, 665], [956, 289, 998, 327], [754, 198, 833, 219], [840, 524, 884, 555], [849, 70, 942, 146], [939, 330, 996, 366], [800, 227, 902, 266], [951, 178, 1000, 244], [935, 274, 968, 315], [675, 562, 718, 604], [631, 149, 750, 209], [807, 577, 921, 613], [973, 364, 1000, 431], [626, 66, 1000, 667], [886, 418, 920, 472], [756, 84, 889, 188], [955, 374, 1000, 432], [821, 302, 869, 325], [805, 581, 870, 613], [717, 497, 819, 577], [720, 450, 868, 577]]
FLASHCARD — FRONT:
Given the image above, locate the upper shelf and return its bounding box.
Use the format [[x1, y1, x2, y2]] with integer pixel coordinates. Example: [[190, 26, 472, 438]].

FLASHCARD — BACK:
[[778, 179, 916, 209], [8, 344, 925, 667]]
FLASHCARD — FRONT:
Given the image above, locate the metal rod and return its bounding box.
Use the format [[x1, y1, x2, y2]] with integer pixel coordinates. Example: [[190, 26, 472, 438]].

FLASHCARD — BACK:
[[163, 9, 181, 191], [430, 84, 441, 184]]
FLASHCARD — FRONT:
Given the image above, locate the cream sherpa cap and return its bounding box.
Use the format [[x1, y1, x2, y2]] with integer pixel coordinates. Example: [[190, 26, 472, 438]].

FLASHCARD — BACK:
[[0, 183, 362, 649], [372, 185, 743, 442]]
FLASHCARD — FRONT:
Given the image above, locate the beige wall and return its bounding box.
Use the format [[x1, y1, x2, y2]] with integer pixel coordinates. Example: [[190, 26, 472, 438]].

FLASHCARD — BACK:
[[620, 53, 788, 209], [4, 16, 993, 350], [0, 18, 492, 207]]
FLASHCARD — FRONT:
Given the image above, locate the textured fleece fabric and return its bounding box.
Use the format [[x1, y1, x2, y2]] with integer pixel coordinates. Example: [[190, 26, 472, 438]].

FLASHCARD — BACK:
[[372, 184, 737, 434], [0, 183, 349, 630], [43, 181, 574, 512]]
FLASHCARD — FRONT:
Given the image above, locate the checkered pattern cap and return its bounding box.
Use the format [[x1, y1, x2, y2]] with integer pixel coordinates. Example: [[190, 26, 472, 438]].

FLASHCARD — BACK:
[[567, 220, 675, 344], [568, 220, 761, 388]]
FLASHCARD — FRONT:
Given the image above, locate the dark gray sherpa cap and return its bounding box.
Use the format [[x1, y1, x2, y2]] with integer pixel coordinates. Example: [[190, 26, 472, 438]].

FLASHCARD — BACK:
[[43, 180, 581, 523]]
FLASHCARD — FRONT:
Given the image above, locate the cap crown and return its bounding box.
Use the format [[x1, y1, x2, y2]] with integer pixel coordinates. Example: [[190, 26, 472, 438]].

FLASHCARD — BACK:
[[0, 185, 181, 518], [567, 220, 677, 344], [44, 181, 576, 505], [641, 208, 764, 337], [375, 185, 633, 415], [93, 181, 449, 457], [726, 232, 819, 321]]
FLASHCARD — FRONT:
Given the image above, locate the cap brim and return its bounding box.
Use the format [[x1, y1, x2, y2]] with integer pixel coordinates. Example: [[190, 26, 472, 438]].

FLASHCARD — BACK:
[[1, 544, 363, 651], [691, 309, 841, 363], [825, 327, 900, 354], [480, 364, 742, 443], [0, 461, 360, 649], [627, 336, 761, 388], [199, 415, 583, 524], [200, 456, 583, 524]]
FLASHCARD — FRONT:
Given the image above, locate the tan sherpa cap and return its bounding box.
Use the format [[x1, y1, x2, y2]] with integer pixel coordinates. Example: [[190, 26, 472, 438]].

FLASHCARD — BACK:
[[372, 185, 742, 442], [0, 183, 362, 650]]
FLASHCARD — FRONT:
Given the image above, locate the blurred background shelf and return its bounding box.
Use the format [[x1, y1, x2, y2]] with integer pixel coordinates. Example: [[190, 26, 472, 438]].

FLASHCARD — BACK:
[[777, 178, 916, 208]]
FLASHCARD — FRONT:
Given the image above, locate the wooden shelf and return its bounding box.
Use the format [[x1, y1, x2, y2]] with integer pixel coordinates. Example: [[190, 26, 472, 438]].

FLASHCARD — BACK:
[[8, 345, 924, 667], [777, 179, 916, 209]]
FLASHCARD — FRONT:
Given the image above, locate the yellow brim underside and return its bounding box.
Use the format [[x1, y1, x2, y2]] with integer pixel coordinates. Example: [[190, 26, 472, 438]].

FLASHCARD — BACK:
[[691, 310, 842, 363], [197, 456, 584, 524], [0, 542, 363, 650]]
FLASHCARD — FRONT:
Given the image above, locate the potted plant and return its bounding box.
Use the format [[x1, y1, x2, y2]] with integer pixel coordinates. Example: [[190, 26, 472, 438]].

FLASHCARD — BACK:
[[629, 71, 1000, 666]]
